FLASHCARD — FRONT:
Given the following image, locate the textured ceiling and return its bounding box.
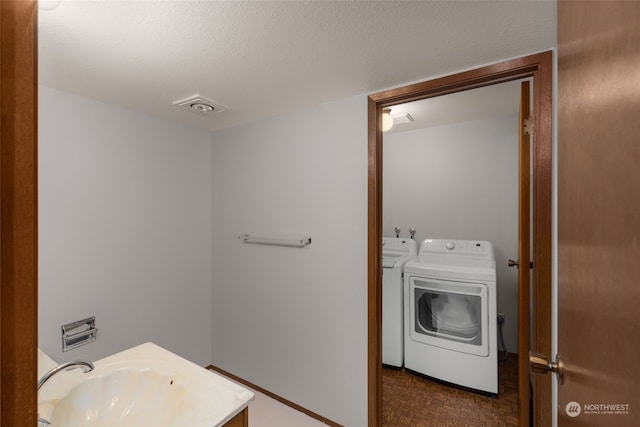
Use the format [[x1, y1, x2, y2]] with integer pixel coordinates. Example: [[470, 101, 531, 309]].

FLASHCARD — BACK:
[[38, 1, 556, 131]]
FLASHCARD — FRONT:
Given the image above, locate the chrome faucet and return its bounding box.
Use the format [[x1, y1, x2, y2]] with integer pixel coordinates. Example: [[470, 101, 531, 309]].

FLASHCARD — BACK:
[[38, 360, 94, 425]]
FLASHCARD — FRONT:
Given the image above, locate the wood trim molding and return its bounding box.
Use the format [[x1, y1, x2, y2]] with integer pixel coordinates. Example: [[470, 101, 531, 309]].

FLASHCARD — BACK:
[[367, 95, 383, 425], [530, 49, 553, 427], [206, 365, 343, 427], [518, 80, 533, 426], [0, 1, 39, 426], [367, 51, 552, 427]]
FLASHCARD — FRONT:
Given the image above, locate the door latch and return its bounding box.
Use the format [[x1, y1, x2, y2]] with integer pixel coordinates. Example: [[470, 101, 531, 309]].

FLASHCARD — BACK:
[[529, 351, 563, 384]]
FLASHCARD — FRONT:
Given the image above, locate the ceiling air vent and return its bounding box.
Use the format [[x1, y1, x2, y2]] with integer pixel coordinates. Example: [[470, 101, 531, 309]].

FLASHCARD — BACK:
[[173, 94, 227, 114]]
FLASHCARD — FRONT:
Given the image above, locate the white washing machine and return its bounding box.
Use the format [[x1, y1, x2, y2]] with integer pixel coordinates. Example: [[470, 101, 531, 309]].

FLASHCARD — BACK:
[[382, 237, 418, 368], [403, 239, 498, 395]]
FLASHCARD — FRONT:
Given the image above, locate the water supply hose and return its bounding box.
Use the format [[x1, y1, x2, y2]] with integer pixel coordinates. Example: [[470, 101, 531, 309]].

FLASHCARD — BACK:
[[497, 316, 509, 362]]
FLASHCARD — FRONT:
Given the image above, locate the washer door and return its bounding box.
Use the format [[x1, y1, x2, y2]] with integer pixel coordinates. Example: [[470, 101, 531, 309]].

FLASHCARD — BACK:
[[409, 276, 489, 357]]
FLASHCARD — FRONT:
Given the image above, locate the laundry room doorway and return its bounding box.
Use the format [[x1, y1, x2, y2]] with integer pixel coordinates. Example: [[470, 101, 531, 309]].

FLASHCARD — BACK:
[[367, 52, 552, 427]]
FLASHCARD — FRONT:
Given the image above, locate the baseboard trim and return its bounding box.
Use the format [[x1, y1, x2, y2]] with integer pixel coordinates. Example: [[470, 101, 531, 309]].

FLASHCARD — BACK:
[[205, 364, 342, 427]]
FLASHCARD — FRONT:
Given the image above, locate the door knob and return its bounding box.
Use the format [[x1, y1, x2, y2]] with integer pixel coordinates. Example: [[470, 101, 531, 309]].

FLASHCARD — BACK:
[[529, 351, 563, 384]]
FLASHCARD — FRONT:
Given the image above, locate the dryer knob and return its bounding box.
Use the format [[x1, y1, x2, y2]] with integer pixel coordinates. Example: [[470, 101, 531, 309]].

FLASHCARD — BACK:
[[446, 241, 455, 250]]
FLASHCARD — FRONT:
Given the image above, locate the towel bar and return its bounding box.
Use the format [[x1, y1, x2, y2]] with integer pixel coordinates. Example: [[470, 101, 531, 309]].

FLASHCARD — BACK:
[[238, 233, 311, 248]]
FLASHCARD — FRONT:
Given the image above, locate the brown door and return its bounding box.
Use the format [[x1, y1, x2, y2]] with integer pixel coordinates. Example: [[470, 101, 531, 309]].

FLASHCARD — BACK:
[[557, 1, 640, 426], [517, 80, 532, 426], [0, 0, 39, 426]]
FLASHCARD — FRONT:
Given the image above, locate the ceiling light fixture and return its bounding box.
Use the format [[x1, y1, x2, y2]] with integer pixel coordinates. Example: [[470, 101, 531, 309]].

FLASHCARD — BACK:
[[382, 108, 393, 132]]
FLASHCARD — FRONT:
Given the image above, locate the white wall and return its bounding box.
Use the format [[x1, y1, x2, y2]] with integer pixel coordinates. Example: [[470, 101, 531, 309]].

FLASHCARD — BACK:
[[38, 86, 214, 366], [383, 115, 519, 352], [209, 96, 368, 426]]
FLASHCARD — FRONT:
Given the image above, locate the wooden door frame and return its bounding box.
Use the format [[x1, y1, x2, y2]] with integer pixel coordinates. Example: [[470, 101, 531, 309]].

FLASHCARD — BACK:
[[0, 0, 39, 426], [367, 51, 553, 426]]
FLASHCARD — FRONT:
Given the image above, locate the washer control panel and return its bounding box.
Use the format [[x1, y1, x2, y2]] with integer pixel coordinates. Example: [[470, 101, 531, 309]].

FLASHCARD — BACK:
[[382, 237, 418, 268], [382, 237, 415, 251]]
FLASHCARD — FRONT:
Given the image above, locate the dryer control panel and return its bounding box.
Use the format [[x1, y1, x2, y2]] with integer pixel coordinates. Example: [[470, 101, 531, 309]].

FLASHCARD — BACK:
[[418, 239, 494, 260]]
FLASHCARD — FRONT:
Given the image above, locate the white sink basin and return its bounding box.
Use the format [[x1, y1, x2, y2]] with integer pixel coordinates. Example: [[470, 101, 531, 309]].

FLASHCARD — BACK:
[[50, 368, 192, 426], [38, 343, 253, 427]]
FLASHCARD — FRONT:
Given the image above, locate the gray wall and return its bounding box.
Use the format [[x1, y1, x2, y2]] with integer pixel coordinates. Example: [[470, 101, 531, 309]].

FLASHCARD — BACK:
[[209, 95, 368, 426], [38, 86, 214, 365], [383, 115, 519, 352]]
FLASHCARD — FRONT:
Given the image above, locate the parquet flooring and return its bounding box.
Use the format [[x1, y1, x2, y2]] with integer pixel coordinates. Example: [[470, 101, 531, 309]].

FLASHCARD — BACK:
[[382, 354, 519, 426]]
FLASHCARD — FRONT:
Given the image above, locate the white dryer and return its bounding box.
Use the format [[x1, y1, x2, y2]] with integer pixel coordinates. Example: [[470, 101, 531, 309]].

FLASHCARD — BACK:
[[382, 237, 417, 368], [403, 239, 498, 395]]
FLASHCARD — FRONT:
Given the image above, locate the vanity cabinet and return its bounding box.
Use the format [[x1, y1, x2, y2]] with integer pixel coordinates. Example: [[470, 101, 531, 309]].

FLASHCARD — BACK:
[[223, 407, 248, 427]]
